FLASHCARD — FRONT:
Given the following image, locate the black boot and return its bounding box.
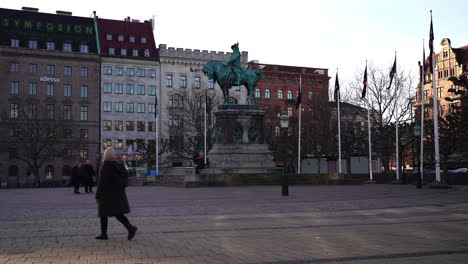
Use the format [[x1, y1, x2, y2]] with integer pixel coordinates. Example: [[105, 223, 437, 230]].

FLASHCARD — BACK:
[[96, 216, 108, 240]]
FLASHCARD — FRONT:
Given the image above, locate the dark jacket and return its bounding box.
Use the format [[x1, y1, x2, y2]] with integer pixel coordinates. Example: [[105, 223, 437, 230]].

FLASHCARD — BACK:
[[71, 165, 82, 185], [82, 164, 95, 186], [96, 160, 130, 217]]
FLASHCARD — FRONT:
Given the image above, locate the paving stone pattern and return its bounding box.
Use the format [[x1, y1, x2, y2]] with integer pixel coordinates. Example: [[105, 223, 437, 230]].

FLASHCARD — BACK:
[[1, 185, 468, 263]]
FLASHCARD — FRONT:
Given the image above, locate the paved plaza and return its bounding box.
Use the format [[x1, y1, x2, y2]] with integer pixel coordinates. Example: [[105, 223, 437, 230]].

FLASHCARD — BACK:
[[1, 184, 468, 264]]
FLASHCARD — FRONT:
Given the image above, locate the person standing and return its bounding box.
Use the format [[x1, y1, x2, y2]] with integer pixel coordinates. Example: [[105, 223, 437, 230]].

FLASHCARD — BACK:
[[83, 160, 95, 193], [95, 147, 137, 240], [71, 162, 82, 194]]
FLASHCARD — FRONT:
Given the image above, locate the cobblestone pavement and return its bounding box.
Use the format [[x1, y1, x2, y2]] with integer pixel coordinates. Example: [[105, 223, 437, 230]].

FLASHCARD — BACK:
[[1, 185, 468, 264]]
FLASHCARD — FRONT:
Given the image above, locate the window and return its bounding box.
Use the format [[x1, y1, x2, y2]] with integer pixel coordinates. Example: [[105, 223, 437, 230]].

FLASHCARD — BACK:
[[450, 68, 455, 76], [28, 104, 37, 119], [106, 34, 112, 40], [29, 64, 37, 73], [109, 48, 115, 55], [80, 44, 88, 53], [63, 105, 71, 120], [103, 66, 112, 75], [118, 35, 124, 42], [47, 65, 55, 74], [103, 102, 112, 112], [11, 39, 19, 47], [166, 75, 173, 87], [137, 85, 145, 95], [114, 102, 123, 112], [148, 122, 156, 132], [28, 40, 38, 49], [148, 86, 156, 96], [80, 129, 88, 139], [115, 67, 123, 76], [61, 84, 71, 97], [80, 67, 88, 77], [255, 88, 261, 98], [170, 94, 184, 108], [137, 121, 145, 131], [141, 37, 147, 43], [179, 75, 187, 88], [126, 68, 134, 76], [278, 90, 283, 99], [64, 128, 72, 138], [115, 84, 123, 94], [10, 63, 19, 72], [47, 104, 54, 119], [169, 115, 183, 127], [47, 84, 55, 96], [287, 90, 293, 99], [126, 121, 134, 131], [437, 87, 443, 98], [130, 36, 136, 43], [148, 69, 156, 78], [80, 106, 88, 120], [115, 139, 123, 150], [10, 104, 19, 118], [120, 48, 127, 56], [194, 76, 201, 88], [148, 103, 155, 114], [208, 79, 214, 89], [64, 66, 72, 76], [103, 120, 112, 131], [10, 81, 19, 95], [265, 89, 271, 98], [308, 91, 314, 100], [63, 43, 72, 52], [103, 83, 112, 93], [137, 69, 145, 77], [103, 139, 112, 149], [45, 166, 54, 179], [132, 49, 138, 56], [64, 149, 72, 158], [80, 148, 88, 159], [144, 49, 150, 57], [29, 83, 37, 95], [137, 103, 145, 113], [80, 85, 88, 97], [234, 85, 241, 91], [46, 41, 55, 50], [126, 84, 134, 94], [126, 103, 134, 113], [115, 121, 123, 131], [287, 106, 293, 117]]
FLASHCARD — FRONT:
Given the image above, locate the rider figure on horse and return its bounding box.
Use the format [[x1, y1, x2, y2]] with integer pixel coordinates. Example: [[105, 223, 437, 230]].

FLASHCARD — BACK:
[[227, 43, 242, 86]]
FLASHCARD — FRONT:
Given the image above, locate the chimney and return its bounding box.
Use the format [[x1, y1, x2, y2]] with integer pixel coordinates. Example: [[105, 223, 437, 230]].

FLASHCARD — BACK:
[[22, 7, 39, 12], [56, 10, 72, 16]]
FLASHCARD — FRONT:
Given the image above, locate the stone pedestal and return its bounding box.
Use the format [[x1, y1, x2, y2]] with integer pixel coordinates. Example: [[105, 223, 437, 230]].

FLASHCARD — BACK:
[[206, 104, 278, 174]]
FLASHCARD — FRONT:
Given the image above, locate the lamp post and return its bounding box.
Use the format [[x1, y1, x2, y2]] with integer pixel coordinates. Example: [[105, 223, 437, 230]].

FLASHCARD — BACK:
[[413, 124, 422, 188], [279, 113, 290, 196]]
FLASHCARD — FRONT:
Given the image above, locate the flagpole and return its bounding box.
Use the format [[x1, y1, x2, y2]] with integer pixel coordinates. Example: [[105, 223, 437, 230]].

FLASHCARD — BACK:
[[420, 40, 425, 184], [365, 61, 373, 181], [297, 75, 302, 174], [155, 94, 159, 177], [394, 51, 400, 181], [204, 91, 207, 166], [430, 10, 441, 183], [336, 69, 342, 174]]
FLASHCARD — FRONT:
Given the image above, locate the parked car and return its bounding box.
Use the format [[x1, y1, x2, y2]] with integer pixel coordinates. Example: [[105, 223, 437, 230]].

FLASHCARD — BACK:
[[448, 168, 468, 173]]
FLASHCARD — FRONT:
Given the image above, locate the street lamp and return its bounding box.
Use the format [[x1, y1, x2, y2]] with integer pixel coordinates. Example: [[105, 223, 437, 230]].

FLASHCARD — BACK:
[[413, 124, 422, 188], [279, 113, 290, 196]]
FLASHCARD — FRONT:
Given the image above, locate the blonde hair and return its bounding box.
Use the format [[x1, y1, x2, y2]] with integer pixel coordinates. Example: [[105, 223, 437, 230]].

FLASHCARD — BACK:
[[102, 147, 115, 162]]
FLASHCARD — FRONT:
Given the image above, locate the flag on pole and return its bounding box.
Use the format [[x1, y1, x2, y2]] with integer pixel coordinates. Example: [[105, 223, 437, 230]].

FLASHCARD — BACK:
[[334, 72, 340, 102], [362, 62, 368, 99], [296, 77, 302, 109], [387, 56, 397, 90], [429, 11, 434, 74], [154, 94, 158, 118]]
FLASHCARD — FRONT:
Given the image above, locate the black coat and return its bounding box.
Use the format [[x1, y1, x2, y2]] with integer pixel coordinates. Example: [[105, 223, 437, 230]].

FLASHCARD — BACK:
[[82, 164, 95, 186], [95, 160, 130, 217], [71, 165, 82, 185]]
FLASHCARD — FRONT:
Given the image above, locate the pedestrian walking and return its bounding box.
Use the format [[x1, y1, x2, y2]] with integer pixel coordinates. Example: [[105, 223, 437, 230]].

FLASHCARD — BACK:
[[71, 162, 82, 194], [83, 160, 95, 193], [95, 147, 137, 240]]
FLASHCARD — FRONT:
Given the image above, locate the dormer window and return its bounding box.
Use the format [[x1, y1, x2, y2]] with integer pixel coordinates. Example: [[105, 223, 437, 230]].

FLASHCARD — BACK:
[[106, 34, 112, 40], [132, 49, 138, 56], [144, 49, 150, 57], [121, 48, 127, 56], [129, 36, 135, 43], [118, 35, 124, 42], [109, 47, 115, 55], [141, 37, 147, 44]]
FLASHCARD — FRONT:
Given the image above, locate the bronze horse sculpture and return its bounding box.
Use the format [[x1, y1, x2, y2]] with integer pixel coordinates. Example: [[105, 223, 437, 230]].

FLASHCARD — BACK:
[[203, 61, 263, 104]]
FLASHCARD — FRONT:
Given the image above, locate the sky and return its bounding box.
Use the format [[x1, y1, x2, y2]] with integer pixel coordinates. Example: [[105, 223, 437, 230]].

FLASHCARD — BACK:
[[3, 0, 468, 92]]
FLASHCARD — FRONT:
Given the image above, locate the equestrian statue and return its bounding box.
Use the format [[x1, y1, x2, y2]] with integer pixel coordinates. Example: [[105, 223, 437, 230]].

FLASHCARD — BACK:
[[203, 43, 263, 104]]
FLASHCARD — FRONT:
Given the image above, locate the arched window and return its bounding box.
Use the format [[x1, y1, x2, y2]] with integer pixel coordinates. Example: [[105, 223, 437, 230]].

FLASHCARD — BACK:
[[62, 165, 72, 177], [255, 88, 261, 98], [197, 95, 212, 109], [287, 90, 293, 100], [169, 94, 184, 108], [278, 90, 283, 99], [274, 126, 280, 136], [45, 165, 54, 180], [8, 166, 18, 178], [265, 89, 271, 99], [27, 166, 35, 177]]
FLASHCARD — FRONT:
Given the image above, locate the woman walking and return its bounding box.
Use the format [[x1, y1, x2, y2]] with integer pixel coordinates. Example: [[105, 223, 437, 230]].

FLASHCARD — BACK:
[[95, 147, 137, 240]]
